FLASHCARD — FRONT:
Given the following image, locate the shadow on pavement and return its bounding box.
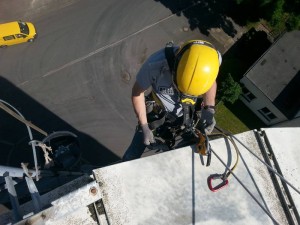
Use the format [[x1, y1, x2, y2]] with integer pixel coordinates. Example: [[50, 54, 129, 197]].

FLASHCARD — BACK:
[[154, 0, 237, 37], [0, 76, 123, 209], [0, 76, 120, 169], [219, 28, 272, 81]]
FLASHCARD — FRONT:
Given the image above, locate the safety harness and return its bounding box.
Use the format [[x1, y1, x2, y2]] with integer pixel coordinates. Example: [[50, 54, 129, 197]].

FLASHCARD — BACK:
[[146, 42, 239, 192], [146, 42, 199, 132]]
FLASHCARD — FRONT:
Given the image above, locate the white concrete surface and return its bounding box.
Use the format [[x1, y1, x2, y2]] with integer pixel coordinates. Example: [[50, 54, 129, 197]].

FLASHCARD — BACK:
[[3, 128, 299, 225], [263, 128, 300, 214], [93, 128, 300, 225]]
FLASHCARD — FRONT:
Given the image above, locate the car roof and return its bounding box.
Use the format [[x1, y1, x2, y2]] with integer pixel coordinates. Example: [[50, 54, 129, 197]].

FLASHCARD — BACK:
[[0, 22, 20, 37]]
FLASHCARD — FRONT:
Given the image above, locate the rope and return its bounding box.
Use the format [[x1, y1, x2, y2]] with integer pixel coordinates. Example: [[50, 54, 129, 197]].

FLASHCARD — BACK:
[[215, 127, 300, 196], [36, 142, 54, 169], [213, 127, 300, 224], [209, 132, 240, 178], [210, 148, 280, 225], [21, 162, 32, 178], [0, 102, 48, 136], [149, 128, 279, 223], [29, 141, 55, 169]]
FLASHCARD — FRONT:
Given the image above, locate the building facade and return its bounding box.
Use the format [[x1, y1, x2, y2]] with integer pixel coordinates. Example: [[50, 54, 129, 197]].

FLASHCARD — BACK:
[[240, 31, 300, 126]]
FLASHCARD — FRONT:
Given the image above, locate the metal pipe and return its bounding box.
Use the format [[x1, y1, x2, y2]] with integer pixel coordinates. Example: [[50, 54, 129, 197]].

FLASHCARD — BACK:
[[0, 165, 37, 178], [0, 99, 40, 181]]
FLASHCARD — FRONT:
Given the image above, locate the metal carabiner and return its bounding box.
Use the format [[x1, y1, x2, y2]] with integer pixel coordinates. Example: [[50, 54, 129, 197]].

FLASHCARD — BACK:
[[194, 130, 212, 167], [207, 174, 229, 192]]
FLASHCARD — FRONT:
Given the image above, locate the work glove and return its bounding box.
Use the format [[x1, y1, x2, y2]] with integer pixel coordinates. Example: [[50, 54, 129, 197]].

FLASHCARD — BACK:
[[197, 107, 216, 135], [140, 123, 155, 145]]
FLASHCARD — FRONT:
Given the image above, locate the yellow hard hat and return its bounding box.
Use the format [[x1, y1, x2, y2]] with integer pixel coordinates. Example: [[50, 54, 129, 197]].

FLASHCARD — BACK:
[[175, 40, 221, 97]]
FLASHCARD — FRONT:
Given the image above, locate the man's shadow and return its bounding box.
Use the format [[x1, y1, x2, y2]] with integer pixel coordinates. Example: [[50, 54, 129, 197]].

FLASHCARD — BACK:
[[0, 76, 122, 208], [0, 76, 120, 169], [154, 0, 237, 37]]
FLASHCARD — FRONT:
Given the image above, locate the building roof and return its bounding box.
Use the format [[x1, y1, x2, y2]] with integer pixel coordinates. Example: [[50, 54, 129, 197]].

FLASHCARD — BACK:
[[0, 22, 20, 36], [3, 128, 300, 225], [244, 31, 300, 118]]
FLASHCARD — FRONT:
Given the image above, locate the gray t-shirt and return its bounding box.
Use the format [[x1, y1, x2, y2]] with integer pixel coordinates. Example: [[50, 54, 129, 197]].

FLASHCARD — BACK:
[[136, 48, 183, 117]]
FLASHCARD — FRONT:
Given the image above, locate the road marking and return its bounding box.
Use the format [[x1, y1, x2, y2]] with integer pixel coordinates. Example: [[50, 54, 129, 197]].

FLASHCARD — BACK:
[[42, 14, 175, 77], [42, 2, 199, 77]]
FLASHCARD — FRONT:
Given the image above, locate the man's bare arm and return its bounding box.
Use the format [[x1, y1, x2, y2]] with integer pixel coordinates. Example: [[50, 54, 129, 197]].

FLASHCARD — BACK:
[[203, 81, 217, 106]]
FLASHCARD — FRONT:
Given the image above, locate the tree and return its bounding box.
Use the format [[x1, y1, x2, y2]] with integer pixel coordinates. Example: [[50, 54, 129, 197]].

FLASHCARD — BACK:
[[231, 0, 300, 31], [218, 73, 242, 104]]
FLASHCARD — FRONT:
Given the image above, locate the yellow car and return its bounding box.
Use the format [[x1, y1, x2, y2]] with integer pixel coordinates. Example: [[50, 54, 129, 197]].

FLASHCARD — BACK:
[[0, 21, 37, 48]]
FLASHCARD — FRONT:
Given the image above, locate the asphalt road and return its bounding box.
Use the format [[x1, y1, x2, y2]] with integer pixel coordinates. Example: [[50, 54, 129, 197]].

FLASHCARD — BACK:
[[0, 0, 237, 168]]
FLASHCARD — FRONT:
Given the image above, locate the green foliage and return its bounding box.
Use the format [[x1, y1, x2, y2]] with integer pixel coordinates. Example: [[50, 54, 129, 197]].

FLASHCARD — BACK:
[[215, 101, 250, 134], [286, 14, 300, 30], [270, 0, 287, 30], [232, 0, 300, 31], [235, 0, 244, 4], [260, 0, 273, 6], [218, 73, 242, 104]]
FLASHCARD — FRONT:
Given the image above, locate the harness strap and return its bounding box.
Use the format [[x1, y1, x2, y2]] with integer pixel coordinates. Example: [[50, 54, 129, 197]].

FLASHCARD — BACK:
[[148, 116, 166, 130], [151, 91, 164, 109], [182, 102, 195, 131], [164, 42, 176, 73], [148, 42, 196, 131], [146, 91, 166, 130], [146, 92, 179, 130], [165, 42, 196, 129]]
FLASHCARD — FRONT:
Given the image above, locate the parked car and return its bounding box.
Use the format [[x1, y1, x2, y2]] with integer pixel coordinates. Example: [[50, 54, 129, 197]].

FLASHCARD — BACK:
[[0, 21, 37, 48]]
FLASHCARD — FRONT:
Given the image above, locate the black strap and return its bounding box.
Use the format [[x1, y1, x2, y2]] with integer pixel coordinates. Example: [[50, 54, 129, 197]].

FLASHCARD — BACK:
[[165, 42, 176, 73], [148, 116, 166, 130], [145, 93, 166, 130], [182, 102, 195, 131]]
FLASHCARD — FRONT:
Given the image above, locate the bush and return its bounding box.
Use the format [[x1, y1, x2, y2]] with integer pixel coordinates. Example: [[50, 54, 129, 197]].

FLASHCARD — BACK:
[[218, 73, 242, 104]]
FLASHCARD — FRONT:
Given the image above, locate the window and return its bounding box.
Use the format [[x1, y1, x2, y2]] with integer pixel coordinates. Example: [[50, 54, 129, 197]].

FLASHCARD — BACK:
[[3, 35, 15, 41], [258, 107, 277, 121], [16, 34, 26, 38], [18, 22, 29, 35], [242, 86, 256, 102]]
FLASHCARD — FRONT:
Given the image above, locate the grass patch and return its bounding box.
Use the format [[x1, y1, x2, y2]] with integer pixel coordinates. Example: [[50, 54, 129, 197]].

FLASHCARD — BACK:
[[215, 100, 267, 134], [215, 101, 250, 134], [215, 100, 266, 134]]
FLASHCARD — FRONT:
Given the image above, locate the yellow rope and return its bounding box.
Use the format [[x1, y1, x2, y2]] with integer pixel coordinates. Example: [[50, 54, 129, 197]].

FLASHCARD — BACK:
[[209, 132, 240, 177]]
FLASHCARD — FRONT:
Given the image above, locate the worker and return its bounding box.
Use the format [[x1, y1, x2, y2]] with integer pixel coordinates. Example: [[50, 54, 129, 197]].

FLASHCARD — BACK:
[[122, 40, 222, 161]]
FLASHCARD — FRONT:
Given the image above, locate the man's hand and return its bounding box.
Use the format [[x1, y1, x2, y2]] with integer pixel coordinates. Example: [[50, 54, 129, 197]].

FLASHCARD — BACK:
[[140, 124, 155, 145], [197, 107, 216, 134]]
